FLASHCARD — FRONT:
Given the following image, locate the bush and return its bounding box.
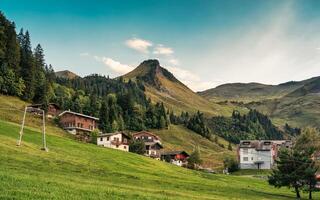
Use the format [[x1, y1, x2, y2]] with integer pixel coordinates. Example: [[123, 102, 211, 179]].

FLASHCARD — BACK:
[[129, 140, 146, 155], [187, 148, 202, 169], [223, 157, 239, 173], [90, 129, 100, 144]]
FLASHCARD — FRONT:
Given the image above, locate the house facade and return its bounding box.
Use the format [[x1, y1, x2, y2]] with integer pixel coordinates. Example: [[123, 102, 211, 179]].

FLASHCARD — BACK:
[[161, 151, 189, 167], [97, 132, 130, 152], [132, 131, 163, 159], [59, 110, 99, 135], [238, 140, 291, 170]]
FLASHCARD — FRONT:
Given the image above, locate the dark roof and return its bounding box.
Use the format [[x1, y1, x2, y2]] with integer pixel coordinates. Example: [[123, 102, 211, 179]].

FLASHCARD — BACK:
[[99, 132, 130, 139], [132, 131, 160, 140], [59, 110, 99, 120], [161, 151, 189, 156], [239, 140, 291, 151], [145, 141, 163, 148]]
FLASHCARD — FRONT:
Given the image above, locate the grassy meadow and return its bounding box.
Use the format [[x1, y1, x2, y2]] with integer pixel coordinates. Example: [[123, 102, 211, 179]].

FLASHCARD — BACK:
[[154, 125, 235, 169], [0, 119, 313, 200]]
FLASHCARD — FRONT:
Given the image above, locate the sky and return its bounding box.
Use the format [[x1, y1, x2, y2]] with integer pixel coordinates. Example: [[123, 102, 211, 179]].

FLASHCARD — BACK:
[[1, 0, 320, 91]]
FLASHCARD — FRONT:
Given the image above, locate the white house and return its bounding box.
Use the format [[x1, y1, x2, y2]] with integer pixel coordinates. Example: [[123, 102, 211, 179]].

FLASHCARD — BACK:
[[97, 132, 130, 152], [238, 140, 291, 169]]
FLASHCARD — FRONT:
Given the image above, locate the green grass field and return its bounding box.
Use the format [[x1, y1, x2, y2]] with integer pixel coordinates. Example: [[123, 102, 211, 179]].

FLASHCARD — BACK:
[[0, 119, 312, 200], [154, 125, 235, 169]]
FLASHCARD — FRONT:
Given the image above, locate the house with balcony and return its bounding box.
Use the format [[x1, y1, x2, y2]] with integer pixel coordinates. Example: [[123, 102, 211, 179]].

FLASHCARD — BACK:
[[132, 131, 163, 159], [97, 132, 130, 152], [59, 110, 99, 135], [238, 140, 291, 169]]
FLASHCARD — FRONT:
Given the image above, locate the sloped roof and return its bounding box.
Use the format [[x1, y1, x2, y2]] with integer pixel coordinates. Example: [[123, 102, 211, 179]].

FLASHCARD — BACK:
[[145, 141, 163, 148], [99, 132, 130, 139], [59, 110, 99, 120], [132, 131, 160, 140], [161, 151, 189, 156]]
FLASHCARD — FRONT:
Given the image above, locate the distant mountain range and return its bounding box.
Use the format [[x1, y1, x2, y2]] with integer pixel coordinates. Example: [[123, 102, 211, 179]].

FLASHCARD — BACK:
[[198, 76, 320, 102], [199, 76, 320, 128], [58, 60, 320, 128]]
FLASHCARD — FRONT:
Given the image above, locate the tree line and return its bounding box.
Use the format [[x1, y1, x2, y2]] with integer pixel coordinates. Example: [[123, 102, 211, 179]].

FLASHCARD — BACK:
[[169, 110, 210, 138], [0, 12, 169, 132], [206, 110, 295, 143]]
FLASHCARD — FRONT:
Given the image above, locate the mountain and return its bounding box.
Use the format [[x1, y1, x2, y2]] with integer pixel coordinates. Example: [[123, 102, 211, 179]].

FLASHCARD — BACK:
[[123, 60, 244, 116], [198, 76, 319, 102], [199, 76, 320, 128], [55, 70, 79, 79]]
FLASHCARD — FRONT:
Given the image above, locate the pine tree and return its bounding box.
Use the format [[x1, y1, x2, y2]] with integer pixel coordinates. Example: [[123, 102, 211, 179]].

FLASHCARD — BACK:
[[19, 30, 35, 100]]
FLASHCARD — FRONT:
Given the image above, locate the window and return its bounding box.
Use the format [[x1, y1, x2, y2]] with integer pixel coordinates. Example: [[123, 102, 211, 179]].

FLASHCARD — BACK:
[[243, 157, 248, 161], [100, 137, 103, 142], [116, 145, 119, 148], [243, 149, 248, 155], [107, 136, 110, 141], [251, 157, 253, 161], [124, 146, 127, 149]]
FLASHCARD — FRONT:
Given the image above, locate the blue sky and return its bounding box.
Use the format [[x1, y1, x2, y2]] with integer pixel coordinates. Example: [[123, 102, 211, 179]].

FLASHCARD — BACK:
[[1, 0, 320, 91]]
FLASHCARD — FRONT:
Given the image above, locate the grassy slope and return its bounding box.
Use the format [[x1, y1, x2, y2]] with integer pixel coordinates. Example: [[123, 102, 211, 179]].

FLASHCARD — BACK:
[[123, 61, 247, 117], [144, 76, 246, 117], [247, 94, 320, 128], [199, 77, 320, 128], [154, 125, 235, 169], [0, 95, 235, 169], [0, 119, 311, 200]]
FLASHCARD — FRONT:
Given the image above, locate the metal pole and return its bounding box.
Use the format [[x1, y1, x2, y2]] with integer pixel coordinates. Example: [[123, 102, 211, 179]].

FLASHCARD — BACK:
[[41, 110, 48, 152], [17, 106, 27, 146]]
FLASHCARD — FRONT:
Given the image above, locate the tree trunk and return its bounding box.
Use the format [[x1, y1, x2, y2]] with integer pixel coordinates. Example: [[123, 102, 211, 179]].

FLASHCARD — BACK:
[[309, 190, 312, 200], [295, 186, 301, 199]]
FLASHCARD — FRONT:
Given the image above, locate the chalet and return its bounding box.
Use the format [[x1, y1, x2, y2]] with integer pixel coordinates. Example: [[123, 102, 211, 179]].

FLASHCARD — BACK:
[[29, 103, 61, 118], [132, 131, 163, 159], [97, 132, 130, 152], [58, 110, 99, 135], [161, 151, 189, 167], [238, 140, 291, 169]]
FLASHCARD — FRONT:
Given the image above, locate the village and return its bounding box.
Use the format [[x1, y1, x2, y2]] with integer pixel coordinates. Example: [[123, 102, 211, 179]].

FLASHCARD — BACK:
[[28, 103, 320, 174]]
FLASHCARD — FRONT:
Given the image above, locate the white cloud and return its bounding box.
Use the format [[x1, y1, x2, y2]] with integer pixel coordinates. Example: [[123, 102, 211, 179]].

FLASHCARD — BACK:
[[166, 66, 220, 91], [168, 58, 180, 66], [101, 57, 134, 74], [198, 2, 320, 86], [153, 45, 174, 55], [125, 38, 153, 53]]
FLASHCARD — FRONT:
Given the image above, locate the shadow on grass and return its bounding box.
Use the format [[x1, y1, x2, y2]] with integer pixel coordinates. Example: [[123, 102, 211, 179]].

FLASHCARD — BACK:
[[248, 189, 294, 200]]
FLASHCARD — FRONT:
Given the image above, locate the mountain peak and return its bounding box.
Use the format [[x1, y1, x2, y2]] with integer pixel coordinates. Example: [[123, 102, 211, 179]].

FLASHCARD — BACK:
[[55, 70, 79, 79], [140, 59, 160, 66], [123, 59, 180, 87]]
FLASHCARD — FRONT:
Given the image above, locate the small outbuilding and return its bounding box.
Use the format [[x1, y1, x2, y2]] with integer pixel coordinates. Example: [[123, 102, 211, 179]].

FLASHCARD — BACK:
[[161, 151, 189, 167]]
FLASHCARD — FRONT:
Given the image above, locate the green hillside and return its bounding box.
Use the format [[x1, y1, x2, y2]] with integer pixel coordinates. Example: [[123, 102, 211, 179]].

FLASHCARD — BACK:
[[199, 77, 320, 128], [198, 77, 319, 102], [123, 60, 246, 116], [0, 95, 233, 169], [154, 125, 235, 169], [0, 119, 311, 200]]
